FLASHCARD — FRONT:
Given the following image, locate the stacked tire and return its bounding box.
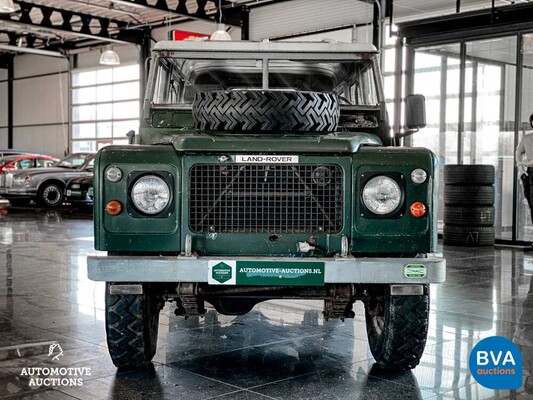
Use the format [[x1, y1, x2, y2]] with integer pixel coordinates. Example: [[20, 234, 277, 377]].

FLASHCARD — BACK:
[[443, 165, 495, 246]]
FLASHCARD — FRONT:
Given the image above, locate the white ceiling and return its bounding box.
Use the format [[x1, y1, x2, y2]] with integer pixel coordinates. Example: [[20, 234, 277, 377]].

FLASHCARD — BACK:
[[0, 0, 531, 54]]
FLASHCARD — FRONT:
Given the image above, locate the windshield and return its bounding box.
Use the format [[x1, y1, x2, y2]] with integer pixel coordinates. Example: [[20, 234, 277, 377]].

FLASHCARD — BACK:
[[152, 58, 379, 107], [55, 153, 92, 169]]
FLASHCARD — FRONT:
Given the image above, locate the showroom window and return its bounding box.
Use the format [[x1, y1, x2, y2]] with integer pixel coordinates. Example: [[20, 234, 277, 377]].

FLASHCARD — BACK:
[[71, 64, 140, 153], [394, 16, 533, 243], [382, 24, 400, 131]]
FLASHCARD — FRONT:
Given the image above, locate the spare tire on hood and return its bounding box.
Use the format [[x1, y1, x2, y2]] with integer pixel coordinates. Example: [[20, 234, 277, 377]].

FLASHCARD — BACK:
[[193, 90, 340, 133]]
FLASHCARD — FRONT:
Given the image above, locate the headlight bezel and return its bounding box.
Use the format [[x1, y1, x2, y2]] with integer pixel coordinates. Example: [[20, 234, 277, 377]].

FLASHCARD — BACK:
[[359, 173, 406, 219], [126, 171, 174, 218], [12, 175, 31, 186]]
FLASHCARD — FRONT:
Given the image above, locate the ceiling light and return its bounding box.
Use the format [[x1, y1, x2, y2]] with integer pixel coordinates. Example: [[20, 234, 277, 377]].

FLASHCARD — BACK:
[[107, 0, 146, 10], [210, 24, 231, 41], [0, 0, 15, 13], [99, 48, 120, 65], [0, 44, 64, 57]]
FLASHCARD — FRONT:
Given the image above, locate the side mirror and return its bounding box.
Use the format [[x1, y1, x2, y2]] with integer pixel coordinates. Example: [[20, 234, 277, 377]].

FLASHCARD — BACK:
[[126, 130, 136, 145], [529, 113, 533, 129], [405, 94, 426, 130]]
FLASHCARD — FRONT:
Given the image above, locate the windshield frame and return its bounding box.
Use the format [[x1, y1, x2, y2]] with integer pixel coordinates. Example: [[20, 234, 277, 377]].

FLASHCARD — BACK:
[[54, 153, 94, 169], [146, 48, 384, 114]]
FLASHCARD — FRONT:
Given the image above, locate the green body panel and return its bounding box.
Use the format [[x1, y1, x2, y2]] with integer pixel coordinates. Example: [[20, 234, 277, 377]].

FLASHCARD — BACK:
[[141, 128, 382, 154], [171, 132, 381, 153], [94, 145, 181, 252], [94, 136, 438, 256], [150, 110, 194, 130], [351, 147, 438, 253]]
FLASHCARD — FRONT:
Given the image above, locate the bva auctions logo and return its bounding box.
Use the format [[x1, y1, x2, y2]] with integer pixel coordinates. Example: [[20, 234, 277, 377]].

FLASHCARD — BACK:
[[48, 342, 64, 361], [469, 336, 522, 389]]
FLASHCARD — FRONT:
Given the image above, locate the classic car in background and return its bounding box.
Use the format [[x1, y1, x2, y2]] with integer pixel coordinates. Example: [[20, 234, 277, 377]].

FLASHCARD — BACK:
[[0, 153, 94, 207], [65, 175, 93, 208], [0, 149, 52, 157], [0, 154, 59, 173]]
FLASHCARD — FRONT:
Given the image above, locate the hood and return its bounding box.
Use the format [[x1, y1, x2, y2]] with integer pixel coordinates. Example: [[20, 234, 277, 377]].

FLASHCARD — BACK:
[[68, 175, 93, 185], [171, 132, 381, 154]]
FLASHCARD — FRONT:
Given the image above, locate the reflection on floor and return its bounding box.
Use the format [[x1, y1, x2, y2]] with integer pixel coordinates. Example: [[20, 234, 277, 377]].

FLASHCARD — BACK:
[[1, 210, 533, 399]]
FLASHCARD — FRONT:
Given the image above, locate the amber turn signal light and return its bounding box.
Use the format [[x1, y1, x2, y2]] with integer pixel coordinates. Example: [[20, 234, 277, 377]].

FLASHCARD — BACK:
[[410, 202, 426, 218], [106, 200, 123, 216]]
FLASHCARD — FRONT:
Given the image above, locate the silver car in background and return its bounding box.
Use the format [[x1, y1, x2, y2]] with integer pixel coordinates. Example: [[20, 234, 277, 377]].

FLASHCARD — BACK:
[[0, 153, 94, 207]]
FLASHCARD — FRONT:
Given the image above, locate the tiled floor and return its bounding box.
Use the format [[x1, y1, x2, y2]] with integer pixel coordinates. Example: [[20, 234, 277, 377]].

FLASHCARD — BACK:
[[1, 209, 533, 399]]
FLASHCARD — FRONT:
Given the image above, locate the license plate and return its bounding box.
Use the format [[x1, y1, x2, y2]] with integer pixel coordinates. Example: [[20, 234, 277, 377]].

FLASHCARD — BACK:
[[208, 260, 325, 286]]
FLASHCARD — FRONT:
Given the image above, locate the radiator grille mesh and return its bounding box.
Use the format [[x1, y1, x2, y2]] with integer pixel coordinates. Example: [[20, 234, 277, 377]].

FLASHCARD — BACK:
[[189, 164, 343, 233]]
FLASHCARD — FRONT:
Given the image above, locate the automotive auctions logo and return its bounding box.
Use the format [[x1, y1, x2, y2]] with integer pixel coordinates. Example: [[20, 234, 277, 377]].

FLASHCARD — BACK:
[[48, 342, 64, 361], [208, 261, 236, 285], [211, 262, 233, 284], [19, 341, 91, 388], [469, 336, 522, 389]]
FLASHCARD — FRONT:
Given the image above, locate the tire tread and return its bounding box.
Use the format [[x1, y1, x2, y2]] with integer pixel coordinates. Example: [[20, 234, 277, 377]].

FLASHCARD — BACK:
[[105, 285, 159, 368], [443, 206, 495, 226], [193, 90, 340, 133], [443, 225, 495, 246], [443, 185, 494, 205], [443, 165, 495, 185], [366, 286, 429, 371]]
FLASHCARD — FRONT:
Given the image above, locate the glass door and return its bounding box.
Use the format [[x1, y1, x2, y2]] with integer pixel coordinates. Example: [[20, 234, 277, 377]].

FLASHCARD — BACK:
[[518, 34, 533, 241], [411, 44, 461, 227], [464, 37, 517, 240]]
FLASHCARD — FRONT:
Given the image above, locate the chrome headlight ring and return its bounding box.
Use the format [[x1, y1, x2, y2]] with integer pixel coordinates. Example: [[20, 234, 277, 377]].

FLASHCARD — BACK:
[[361, 174, 405, 217], [127, 172, 174, 217], [12, 175, 31, 186]]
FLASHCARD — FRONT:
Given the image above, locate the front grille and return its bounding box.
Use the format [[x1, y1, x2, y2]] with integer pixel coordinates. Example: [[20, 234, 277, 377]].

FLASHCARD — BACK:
[[189, 164, 343, 233], [0, 173, 10, 187]]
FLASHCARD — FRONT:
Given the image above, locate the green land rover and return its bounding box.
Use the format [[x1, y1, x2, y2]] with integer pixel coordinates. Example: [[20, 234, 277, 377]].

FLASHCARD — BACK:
[[87, 40, 446, 371]]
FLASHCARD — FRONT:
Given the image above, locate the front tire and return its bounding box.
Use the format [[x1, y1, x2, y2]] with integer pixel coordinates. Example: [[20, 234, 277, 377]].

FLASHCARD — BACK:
[[38, 182, 64, 207], [364, 285, 429, 371], [105, 283, 162, 368]]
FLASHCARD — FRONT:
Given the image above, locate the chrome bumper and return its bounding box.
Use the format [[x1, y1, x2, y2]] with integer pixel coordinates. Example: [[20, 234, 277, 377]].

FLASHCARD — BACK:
[[0, 187, 36, 196], [87, 255, 446, 284]]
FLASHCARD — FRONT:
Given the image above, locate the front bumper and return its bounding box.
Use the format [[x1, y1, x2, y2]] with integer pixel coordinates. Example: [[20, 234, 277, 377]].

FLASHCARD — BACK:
[[0, 187, 36, 198], [87, 255, 446, 284]]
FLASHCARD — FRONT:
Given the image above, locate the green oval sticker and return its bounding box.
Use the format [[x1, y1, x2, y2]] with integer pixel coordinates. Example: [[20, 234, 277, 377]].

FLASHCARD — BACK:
[[404, 264, 427, 279]]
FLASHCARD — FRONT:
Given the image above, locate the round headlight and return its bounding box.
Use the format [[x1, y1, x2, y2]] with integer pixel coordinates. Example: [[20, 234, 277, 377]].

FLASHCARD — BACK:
[[13, 175, 30, 185], [411, 168, 427, 184], [105, 166, 123, 182], [362, 176, 402, 215], [131, 175, 170, 215]]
